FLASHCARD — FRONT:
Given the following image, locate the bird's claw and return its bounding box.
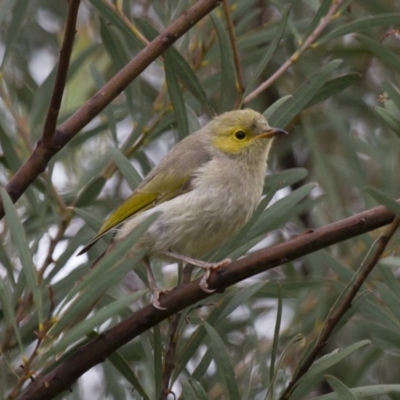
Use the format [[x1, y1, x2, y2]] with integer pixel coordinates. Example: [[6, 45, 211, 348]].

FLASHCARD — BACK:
[[199, 258, 231, 293], [151, 288, 170, 310]]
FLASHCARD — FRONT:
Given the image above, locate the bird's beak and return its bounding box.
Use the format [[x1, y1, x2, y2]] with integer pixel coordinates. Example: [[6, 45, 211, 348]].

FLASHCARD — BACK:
[[258, 127, 288, 139]]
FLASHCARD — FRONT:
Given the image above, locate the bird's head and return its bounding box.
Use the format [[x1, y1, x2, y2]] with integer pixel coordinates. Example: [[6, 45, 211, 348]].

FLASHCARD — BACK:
[[208, 109, 287, 160]]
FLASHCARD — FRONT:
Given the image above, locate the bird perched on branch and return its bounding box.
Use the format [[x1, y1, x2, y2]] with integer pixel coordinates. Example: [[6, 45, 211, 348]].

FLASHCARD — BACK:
[[78, 109, 287, 309]]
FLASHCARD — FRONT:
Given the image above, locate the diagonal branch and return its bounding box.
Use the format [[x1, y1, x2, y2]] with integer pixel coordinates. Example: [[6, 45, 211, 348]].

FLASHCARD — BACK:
[[17, 202, 397, 400], [41, 0, 81, 146], [1, 0, 222, 218]]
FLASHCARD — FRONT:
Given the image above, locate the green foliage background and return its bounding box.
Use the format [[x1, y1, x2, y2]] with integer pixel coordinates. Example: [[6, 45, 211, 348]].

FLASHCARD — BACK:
[[1, 0, 400, 399]]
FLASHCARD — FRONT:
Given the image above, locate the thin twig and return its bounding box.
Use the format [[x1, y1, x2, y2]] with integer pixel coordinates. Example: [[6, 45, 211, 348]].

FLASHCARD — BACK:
[[244, 0, 344, 105], [279, 216, 400, 400], [41, 0, 81, 146], [16, 203, 398, 400], [159, 264, 193, 400], [222, 0, 245, 106]]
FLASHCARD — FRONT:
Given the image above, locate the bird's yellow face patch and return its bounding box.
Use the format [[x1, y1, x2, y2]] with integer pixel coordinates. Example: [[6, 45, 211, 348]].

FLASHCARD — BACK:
[[211, 128, 254, 154]]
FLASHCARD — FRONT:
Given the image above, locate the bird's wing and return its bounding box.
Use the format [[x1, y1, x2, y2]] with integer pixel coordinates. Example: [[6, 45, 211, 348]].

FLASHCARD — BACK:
[[78, 133, 211, 255]]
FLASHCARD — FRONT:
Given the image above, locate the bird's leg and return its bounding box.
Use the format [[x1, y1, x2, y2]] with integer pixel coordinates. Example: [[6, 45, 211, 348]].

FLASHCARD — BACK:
[[143, 256, 168, 310], [161, 251, 231, 293]]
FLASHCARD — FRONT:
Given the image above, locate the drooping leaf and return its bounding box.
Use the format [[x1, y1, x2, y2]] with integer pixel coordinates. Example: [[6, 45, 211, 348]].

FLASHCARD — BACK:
[[210, 12, 237, 112]]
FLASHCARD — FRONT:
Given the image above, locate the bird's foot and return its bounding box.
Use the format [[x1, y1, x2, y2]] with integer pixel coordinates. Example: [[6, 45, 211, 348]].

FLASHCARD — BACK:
[[198, 258, 231, 293], [150, 287, 170, 310], [160, 251, 231, 293], [143, 256, 169, 310]]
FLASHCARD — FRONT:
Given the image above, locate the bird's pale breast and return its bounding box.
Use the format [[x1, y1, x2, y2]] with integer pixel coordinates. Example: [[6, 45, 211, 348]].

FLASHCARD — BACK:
[[116, 156, 267, 259]]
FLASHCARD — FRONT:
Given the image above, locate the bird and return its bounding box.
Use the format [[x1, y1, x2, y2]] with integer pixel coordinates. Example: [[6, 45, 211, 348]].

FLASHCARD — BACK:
[[78, 109, 287, 309]]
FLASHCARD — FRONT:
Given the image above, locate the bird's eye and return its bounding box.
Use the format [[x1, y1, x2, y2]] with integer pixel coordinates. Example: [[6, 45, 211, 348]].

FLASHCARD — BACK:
[[234, 131, 246, 140]]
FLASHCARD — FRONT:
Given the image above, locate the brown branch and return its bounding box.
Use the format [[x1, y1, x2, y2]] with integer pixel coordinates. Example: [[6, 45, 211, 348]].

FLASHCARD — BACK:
[[243, 0, 345, 104], [279, 216, 400, 400], [222, 0, 244, 106], [17, 202, 397, 400], [0, 0, 222, 218], [42, 0, 81, 146]]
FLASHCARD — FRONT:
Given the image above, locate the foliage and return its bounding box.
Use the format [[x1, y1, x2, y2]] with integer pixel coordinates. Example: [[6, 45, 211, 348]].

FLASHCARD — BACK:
[[1, 0, 400, 399]]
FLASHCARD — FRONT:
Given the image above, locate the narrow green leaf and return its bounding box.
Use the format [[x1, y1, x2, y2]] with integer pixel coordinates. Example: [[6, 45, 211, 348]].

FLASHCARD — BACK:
[[377, 283, 400, 328], [165, 50, 189, 140], [1, 0, 29, 67], [305, 73, 362, 108], [90, 65, 118, 143], [192, 348, 213, 382], [312, 384, 400, 400], [302, 0, 331, 39], [316, 13, 400, 45], [274, 334, 305, 400], [325, 375, 358, 400], [375, 106, 400, 138], [175, 283, 264, 381], [210, 12, 237, 112], [377, 264, 400, 300], [99, 17, 135, 117], [204, 322, 241, 400], [269, 59, 342, 127], [298, 340, 370, 383], [366, 187, 400, 216], [240, 358, 254, 400], [289, 373, 324, 400], [49, 214, 159, 338], [108, 351, 150, 400], [106, 147, 143, 191], [269, 283, 282, 400], [170, 53, 214, 116], [181, 380, 198, 400], [188, 378, 209, 400], [49, 290, 146, 356], [73, 207, 104, 246], [0, 125, 21, 173], [133, 18, 213, 115], [89, 0, 144, 49], [46, 256, 139, 346], [140, 334, 156, 385], [263, 95, 292, 120], [0, 279, 23, 352], [153, 324, 162, 399], [363, 296, 400, 331], [99, 17, 125, 71], [63, 239, 144, 309], [330, 291, 370, 337], [383, 81, 400, 111], [0, 239, 15, 286], [75, 177, 107, 208], [244, 6, 290, 98], [355, 34, 400, 75], [251, 182, 315, 236], [264, 168, 309, 192], [1, 189, 43, 326], [258, 279, 322, 298]]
